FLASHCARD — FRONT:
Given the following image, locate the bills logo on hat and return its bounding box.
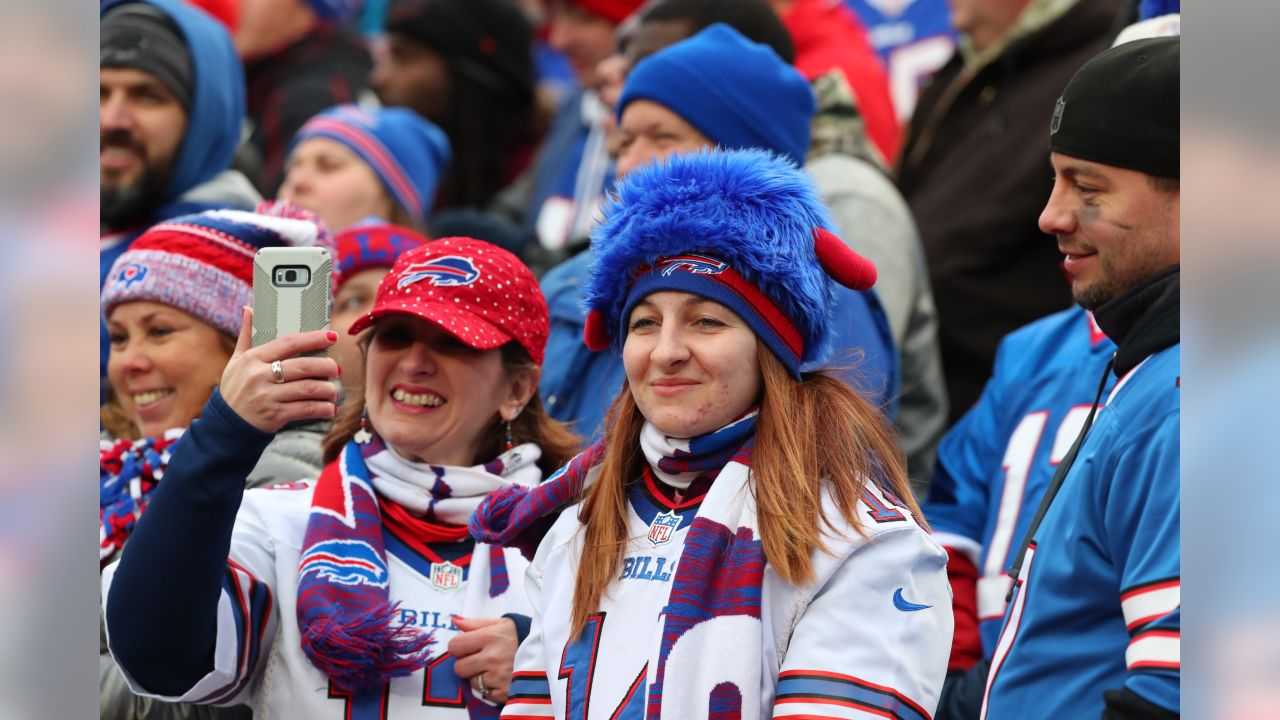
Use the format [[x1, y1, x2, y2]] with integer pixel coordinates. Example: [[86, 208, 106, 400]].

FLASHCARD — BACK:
[[298, 539, 390, 588], [116, 262, 149, 288], [397, 256, 481, 288], [659, 254, 729, 277], [1051, 97, 1066, 135]]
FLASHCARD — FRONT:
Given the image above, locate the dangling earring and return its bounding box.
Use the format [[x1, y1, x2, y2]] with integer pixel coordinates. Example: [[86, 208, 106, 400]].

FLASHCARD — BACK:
[[354, 411, 372, 444], [504, 420, 514, 451]]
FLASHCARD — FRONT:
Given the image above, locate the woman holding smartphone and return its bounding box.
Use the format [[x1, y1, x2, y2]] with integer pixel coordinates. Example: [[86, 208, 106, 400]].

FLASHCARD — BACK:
[[100, 206, 327, 720], [103, 239, 577, 717], [476, 149, 953, 719]]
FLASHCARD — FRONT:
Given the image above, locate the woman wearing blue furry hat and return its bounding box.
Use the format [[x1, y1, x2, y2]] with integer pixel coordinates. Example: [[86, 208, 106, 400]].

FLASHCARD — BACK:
[[473, 149, 951, 718], [538, 23, 903, 450]]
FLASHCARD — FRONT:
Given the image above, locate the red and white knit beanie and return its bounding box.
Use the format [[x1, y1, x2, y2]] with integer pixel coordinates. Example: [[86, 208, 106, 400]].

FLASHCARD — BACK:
[[102, 208, 324, 336]]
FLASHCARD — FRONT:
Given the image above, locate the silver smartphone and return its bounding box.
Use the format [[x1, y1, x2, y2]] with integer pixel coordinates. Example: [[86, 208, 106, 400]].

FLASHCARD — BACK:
[[251, 246, 332, 356]]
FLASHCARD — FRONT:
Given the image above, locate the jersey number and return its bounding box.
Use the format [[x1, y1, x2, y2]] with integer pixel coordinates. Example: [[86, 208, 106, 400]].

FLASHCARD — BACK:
[[328, 653, 466, 719], [559, 612, 645, 720], [980, 407, 1092, 620]]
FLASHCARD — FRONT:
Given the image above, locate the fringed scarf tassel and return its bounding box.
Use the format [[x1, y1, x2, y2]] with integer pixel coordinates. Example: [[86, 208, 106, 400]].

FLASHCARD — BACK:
[[299, 600, 435, 692]]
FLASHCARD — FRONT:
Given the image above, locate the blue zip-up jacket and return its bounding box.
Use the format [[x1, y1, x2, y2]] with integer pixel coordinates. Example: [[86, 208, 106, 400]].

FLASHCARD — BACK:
[[539, 249, 899, 442], [100, 0, 253, 383]]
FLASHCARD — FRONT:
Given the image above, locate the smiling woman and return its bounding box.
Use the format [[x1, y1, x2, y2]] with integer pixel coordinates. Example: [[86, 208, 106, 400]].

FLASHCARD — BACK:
[[103, 237, 580, 719], [105, 302, 234, 439], [98, 206, 328, 720], [99, 207, 326, 557], [473, 149, 953, 720]]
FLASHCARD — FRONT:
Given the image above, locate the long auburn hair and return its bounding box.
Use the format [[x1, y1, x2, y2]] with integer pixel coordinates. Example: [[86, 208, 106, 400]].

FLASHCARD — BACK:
[[322, 335, 579, 479], [569, 340, 920, 636]]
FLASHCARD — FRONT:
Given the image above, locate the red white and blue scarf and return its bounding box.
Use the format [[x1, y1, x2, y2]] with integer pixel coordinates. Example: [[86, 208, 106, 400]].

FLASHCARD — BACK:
[[471, 413, 767, 716], [99, 429, 184, 568], [297, 433, 541, 692]]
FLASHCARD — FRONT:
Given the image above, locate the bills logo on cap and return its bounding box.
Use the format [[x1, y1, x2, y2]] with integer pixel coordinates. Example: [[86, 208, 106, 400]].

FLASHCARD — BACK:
[[1051, 97, 1066, 135], [397, 256, 481, 288], [659, 254, 728, 277], [647, 510, 681, 546], [117, 262, 149, 288], [298, 539, 389, 588], [430, 561, 463, 592]]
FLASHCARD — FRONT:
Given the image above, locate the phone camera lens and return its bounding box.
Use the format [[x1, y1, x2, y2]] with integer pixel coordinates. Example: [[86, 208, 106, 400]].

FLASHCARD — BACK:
[[285, 269, 298, 283]]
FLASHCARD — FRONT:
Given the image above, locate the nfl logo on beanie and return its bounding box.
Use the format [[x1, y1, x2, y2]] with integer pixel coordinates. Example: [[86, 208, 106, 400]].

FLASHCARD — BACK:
[[1049, 36, 1179, 179]]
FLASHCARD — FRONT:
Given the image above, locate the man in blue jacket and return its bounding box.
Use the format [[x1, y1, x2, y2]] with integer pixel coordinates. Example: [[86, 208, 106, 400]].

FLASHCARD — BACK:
[[100, 0, 260, 385], [981, 37, 1180, 720]]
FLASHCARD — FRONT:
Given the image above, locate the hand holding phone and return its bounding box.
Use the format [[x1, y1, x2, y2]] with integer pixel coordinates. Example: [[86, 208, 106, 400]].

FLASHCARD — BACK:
[[252, 247, 333, 355]]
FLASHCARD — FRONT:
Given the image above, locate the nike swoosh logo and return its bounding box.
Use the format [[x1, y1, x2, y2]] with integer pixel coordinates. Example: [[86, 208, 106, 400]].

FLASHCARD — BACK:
[[893, 587, 932, 612]]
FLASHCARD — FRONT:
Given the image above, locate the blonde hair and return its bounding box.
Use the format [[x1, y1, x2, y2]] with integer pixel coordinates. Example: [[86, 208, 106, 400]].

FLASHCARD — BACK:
[[569, 341, 919, 636]]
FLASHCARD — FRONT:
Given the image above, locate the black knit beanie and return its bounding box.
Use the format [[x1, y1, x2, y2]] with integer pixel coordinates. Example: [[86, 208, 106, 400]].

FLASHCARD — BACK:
[[101, 3, 194, 111], [1050, 36, 1179, 179], [385, 0, 535, 103]]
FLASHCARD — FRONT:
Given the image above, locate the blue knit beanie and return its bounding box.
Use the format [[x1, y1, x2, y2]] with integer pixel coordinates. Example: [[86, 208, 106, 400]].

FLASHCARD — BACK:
[[292, 105, 452, 225], [582, 149, 876, 377], [618, 23, 815, 165]]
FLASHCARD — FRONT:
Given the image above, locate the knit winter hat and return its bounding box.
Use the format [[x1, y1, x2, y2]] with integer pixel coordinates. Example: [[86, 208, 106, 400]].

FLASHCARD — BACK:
[[349, 238, 551, 365], [101, 3, 194, 110], [1050, 36, 1179, 179], [385, 0, 536, 102], [307, 0, 364, 23], [565, 0, 645, 23], [618, 23, 815, 166], [583, 149, 876, 377], [102, 209, 325, 336], [292, 105, 452, 224], [334, 219, 430, 291]]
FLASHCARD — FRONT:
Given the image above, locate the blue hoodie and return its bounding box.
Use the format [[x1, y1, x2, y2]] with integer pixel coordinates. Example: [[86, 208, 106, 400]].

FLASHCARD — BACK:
[[100, 0, 252, 386]]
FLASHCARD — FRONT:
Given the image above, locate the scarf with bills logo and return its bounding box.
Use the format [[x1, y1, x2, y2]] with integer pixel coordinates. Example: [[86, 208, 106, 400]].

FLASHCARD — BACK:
[[297, 432, 542, 692], [471, 413, 768, 717], [99, 429, 184, 568]]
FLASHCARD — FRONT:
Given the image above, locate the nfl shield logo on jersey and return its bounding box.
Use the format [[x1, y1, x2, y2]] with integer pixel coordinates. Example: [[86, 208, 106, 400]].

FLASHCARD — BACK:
[[431, 561, 463, 592], [648, 511, 680, 546]]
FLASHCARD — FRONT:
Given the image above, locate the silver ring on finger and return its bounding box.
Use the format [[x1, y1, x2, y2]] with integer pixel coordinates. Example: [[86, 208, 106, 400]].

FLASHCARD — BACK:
[[270, 359, 285, 384], [474, 672, 489, 698]]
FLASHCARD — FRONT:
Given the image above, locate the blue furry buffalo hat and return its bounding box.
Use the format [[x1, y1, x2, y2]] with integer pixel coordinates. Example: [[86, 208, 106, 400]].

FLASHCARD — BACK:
[[582, 149, 876, 377]]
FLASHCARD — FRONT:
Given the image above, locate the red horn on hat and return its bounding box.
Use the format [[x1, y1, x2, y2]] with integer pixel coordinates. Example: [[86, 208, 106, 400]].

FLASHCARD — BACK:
[[813, 228, 877, 291], [584, 309, 611, 351]]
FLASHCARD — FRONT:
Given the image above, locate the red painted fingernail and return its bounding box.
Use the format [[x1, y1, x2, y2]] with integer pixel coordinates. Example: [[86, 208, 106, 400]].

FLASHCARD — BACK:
[[326, 331, 338, 341], [333, 405, 339, 416], [337, 365, 342, 378]]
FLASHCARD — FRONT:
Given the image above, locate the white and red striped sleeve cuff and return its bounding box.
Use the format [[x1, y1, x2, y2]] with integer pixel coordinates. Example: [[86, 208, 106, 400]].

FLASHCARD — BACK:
[[1121, 578, 1180, 671]]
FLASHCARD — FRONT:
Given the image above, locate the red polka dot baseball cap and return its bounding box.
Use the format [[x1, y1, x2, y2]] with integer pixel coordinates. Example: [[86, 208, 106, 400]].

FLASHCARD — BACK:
[[347, 237, 550, 365]]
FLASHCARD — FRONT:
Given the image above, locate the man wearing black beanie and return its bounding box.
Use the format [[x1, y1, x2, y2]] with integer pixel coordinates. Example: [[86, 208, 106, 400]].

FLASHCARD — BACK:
[[981, 36, 1180, 720], [100, 3, 195, 228]]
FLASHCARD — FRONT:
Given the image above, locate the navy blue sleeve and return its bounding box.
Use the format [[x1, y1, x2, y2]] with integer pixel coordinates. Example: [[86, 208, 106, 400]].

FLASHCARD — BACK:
[[105, 389, 273, 696], [503, 613, 532, 646], [934, 659, 990, 720]]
